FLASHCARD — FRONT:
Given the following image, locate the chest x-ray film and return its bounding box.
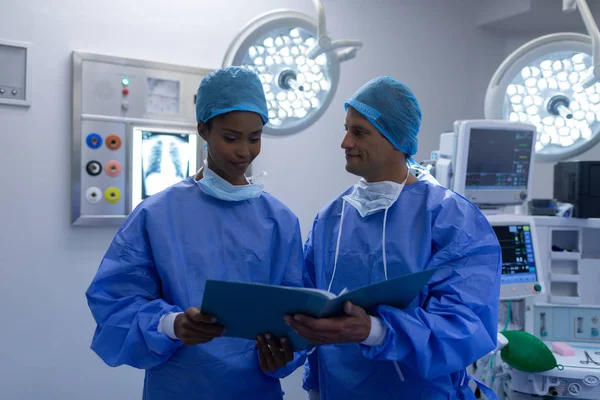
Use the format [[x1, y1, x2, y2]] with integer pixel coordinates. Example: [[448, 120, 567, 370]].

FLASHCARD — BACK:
[[131, 127, 198, 210]]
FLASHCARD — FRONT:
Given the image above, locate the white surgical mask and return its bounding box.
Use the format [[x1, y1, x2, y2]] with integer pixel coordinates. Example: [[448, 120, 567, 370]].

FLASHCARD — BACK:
[[342, 169, 410, 218], [197, 160, 264, 202]]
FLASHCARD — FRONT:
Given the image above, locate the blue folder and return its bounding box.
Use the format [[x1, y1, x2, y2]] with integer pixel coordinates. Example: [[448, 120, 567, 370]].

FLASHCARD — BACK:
[[201, 267, 439, 350]]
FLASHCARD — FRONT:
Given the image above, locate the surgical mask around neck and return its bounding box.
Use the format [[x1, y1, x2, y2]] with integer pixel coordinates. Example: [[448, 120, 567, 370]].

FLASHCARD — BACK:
[[197, 160, 264, 201], [342, 169, 409, 218]]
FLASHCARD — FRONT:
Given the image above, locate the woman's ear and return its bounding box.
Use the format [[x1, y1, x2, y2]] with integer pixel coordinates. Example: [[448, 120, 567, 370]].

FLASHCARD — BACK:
[[198, 122, 209, 141]]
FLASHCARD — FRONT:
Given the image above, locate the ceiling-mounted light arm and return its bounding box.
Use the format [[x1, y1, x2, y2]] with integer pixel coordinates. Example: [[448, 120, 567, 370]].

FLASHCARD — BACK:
[[336, 45, 362, 62], [306, 0, 363, 62], [314, 0, 327, 39], [567, 0, 600, 88], [307, 39, 363, 62]]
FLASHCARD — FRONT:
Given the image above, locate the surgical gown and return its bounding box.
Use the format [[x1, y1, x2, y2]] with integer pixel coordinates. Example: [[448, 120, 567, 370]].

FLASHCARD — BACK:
[[86, 177, 305, 400], [302, 179, 501, 400]]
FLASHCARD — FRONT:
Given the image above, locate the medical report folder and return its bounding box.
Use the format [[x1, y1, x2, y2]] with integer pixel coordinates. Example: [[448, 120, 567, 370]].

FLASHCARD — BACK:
[[200, 267, 439, 350]]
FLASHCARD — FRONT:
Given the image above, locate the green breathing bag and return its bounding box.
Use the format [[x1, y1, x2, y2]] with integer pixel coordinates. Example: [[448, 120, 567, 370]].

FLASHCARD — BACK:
[[500, 330, 564, 373]]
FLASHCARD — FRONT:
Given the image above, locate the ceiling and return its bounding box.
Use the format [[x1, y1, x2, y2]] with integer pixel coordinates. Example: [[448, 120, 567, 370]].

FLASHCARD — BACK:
[[477, 0, 600, 35]]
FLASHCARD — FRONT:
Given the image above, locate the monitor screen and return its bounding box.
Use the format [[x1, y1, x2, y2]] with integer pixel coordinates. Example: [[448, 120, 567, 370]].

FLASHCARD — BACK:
[[492, 224, 538, 284], [466, 128, 534, 189]]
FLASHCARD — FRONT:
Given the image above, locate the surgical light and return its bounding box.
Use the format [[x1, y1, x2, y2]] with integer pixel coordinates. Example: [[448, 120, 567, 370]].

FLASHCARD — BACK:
[[485, 0, 600, 162], [223, 0, 362, 136]]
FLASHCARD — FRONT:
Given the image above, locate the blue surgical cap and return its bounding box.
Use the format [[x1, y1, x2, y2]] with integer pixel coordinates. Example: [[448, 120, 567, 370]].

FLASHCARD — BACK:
[[344, 76, 422, 156], [196, 66, 269, 125]]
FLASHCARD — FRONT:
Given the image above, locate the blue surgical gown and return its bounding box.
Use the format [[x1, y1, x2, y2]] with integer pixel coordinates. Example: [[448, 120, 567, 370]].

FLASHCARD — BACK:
[[86, 177, 305, 400], [302, 180, 501, 399]]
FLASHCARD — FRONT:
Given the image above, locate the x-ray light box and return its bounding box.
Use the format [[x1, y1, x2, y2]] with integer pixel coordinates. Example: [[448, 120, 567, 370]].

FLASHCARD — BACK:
[[131, 127, 198, 211], [71, 51, 211, 226]]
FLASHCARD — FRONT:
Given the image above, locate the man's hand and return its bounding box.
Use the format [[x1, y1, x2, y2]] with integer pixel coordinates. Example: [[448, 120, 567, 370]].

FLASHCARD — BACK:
[[174, 307, 225, 345], [256, 333, 294, 372], [285, 301, 371, 345]]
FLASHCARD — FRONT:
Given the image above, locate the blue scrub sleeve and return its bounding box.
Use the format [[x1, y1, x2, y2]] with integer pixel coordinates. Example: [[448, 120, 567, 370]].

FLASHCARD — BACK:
[[86, 208, 183, 369], [361, 210, 501, 379], [302, 348, 320, 392], [302, 224, 320, 392], [273, 218, 307, 290], [265, 350, 308, 379]]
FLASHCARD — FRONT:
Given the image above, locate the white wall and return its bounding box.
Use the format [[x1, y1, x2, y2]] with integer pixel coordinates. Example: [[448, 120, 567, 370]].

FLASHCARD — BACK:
[[0, 1, 506, 399]]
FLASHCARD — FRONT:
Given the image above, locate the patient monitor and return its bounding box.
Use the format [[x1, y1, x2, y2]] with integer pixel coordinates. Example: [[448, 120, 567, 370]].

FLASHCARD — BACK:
[[436, 120, 536, 208], [486, 215, 544, 300]]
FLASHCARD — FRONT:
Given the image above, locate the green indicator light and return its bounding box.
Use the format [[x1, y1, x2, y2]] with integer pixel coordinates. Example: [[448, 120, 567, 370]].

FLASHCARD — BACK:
[[122, 78, 130, 86]]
